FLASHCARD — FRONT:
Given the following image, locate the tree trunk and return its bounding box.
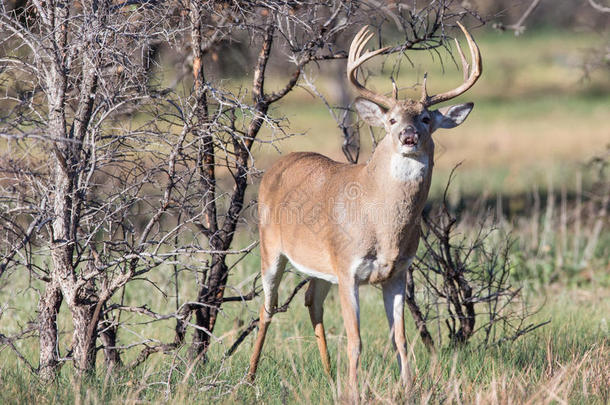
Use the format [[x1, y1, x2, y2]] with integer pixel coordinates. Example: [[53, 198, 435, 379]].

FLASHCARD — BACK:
[[189, 25, 273, 360], [38, 281, 63, 381], [191, 254, 228, 359], [70, 302, 98, 374], [99, 312, 122, 369]]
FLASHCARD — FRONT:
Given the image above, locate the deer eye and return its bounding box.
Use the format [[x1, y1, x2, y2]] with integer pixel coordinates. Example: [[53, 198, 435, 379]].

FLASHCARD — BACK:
[[421, 116, 431, 125], [389, 118, 396, 125]]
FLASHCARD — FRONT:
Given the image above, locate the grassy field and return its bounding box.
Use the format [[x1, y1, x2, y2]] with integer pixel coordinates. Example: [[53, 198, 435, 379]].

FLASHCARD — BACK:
[[1, 272, 608, 403], [0, 28, 609, 403]]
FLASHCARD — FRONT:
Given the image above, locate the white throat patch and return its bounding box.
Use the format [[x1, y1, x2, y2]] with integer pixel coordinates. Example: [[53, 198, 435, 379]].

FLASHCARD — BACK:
[[390, 153, 429, 182]]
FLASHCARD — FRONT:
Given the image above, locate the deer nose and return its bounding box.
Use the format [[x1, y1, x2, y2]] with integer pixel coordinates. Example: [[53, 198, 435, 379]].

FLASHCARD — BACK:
[[399, 126, 418, 146], [402, 125, 416, 135]]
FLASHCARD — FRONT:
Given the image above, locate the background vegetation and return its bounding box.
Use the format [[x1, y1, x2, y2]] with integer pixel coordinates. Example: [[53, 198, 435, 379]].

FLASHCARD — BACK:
[[1, 0, 608, 403]]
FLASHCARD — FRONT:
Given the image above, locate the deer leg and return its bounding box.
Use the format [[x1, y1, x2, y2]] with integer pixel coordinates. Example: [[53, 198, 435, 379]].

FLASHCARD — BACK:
[[304, 278, 332, 375], [247, 253, 286, 381], [338, 278, 361, 395], [382, 269, 413, 388]]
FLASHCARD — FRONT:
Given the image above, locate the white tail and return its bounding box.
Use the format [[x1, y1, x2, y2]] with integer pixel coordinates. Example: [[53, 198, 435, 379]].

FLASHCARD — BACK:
[[248, 22, 482, 392]]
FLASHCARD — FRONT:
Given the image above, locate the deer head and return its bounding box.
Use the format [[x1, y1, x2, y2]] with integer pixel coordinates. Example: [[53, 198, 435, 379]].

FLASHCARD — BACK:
[[348, 22, 482, 158]]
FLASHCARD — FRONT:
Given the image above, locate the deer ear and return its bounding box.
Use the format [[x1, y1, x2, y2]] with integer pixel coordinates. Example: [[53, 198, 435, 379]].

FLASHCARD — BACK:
[[431, 102, 474, 131], [354, 97, 387, 128]]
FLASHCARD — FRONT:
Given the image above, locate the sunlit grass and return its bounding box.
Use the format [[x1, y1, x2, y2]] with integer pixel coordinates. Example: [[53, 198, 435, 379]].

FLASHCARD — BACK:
[[1, 275, 608, 404]]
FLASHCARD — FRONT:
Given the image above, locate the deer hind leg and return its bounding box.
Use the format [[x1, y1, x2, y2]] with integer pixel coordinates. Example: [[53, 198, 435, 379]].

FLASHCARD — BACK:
[[304, 278, 332, 375], [382, 269, 413, 389], [247, 252, 287, 381]]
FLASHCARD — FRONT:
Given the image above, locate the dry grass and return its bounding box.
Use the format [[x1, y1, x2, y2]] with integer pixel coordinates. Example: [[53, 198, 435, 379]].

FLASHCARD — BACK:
[[2, 285, 607, 404]]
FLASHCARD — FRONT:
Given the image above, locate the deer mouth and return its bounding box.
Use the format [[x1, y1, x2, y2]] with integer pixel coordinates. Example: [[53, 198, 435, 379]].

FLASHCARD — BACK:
[[399, 133, 418, 147]]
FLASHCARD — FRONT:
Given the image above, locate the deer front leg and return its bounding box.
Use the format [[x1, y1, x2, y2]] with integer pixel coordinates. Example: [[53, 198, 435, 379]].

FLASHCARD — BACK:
[[305, 278, 332, 375], [382, 269, 413, 388], [338, 278, 361, 396]]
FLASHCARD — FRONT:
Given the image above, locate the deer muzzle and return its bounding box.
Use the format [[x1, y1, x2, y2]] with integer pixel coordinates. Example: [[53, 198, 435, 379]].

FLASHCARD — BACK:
[[399, 126, 418, 146]]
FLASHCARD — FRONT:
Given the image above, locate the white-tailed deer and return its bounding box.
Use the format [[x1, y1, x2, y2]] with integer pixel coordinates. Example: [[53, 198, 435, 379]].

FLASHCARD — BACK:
[[248, 22, 482, 390]]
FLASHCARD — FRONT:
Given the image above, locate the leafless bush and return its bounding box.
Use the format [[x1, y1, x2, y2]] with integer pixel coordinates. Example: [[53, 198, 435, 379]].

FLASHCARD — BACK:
[[0, 0, 191, 379], [414, 168, 549, 348]]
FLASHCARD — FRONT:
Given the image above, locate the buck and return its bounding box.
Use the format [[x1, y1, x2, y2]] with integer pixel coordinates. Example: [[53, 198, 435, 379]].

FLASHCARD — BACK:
[[248, 22, 482, 389]]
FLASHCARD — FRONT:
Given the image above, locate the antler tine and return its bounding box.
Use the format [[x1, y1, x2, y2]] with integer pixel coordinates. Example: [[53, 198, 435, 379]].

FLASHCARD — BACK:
[[421, 72, 428, 101], [355, 31, 375, 58], [391, 78, 398, 100], [347, 26, 394, 108], [454, 38, 469, 82], [421, 21, 482, 107]]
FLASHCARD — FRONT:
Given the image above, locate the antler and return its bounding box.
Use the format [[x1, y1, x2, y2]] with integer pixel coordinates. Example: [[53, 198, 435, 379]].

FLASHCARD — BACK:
[[420, 22, 482, 107], [347, 26, 395, 108]]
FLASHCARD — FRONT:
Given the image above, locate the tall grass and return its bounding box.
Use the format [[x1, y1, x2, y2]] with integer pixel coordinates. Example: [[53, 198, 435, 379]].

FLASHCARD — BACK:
[[1, 283, 607, 404], [0, 167, 607, 404]]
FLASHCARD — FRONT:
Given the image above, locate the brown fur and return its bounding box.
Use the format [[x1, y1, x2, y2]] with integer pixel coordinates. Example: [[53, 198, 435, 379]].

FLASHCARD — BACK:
[[258, 128, 433, 284]]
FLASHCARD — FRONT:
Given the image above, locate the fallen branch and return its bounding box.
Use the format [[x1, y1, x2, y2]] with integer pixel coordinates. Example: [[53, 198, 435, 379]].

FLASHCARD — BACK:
[[127, 342, 180, 369]]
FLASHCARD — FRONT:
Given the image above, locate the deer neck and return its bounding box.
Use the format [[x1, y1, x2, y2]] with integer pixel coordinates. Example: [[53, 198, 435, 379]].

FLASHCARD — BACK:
[[353, 135, 434, 263], [364, 135, 433, 191]]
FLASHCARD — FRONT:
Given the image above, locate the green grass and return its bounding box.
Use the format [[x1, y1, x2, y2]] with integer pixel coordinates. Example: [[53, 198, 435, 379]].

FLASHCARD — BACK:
[[194, 281, 608, 404], [1, 204, 608, 403], [1, 275, 608, 404]]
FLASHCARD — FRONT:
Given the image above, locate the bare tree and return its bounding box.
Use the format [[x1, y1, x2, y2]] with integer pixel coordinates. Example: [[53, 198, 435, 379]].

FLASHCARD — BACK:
[[0, 0, 187, 378]]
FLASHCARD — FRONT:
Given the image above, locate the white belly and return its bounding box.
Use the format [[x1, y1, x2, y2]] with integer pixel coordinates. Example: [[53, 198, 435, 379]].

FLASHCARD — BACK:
[[350, 255, 414, 283], [285, 254, 338, 284]]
